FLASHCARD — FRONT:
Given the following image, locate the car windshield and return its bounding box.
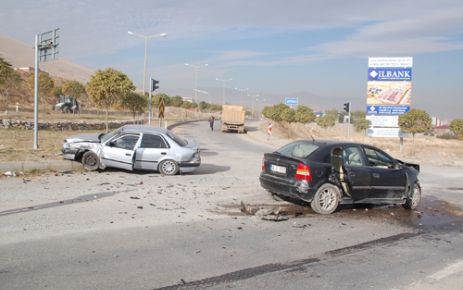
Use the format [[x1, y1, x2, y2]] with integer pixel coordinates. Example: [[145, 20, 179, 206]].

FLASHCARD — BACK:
[[167, 131, 188, 146], [276, 141, 319, 159], [100, 128, 122, 143]]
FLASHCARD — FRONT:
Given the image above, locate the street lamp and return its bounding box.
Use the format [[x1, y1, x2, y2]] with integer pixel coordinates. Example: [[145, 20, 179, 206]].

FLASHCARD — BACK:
[[215, 77, 232, 104], [185, 63, 208, 106], [128, 30, 167, 97], [234, 87, 249, 106], [193, 88, 211, 106]]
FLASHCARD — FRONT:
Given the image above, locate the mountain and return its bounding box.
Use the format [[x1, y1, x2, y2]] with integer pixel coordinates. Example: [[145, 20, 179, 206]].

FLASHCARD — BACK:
[[0, 34, 93, 84]]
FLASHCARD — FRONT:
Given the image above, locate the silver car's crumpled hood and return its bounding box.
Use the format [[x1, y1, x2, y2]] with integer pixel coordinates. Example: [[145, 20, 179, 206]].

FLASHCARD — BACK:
[[65, 133, 101, 144]]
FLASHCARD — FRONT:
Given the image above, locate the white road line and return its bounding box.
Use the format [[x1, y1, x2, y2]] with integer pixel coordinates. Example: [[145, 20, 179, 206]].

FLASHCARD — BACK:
[[429, 260, 463, 281]]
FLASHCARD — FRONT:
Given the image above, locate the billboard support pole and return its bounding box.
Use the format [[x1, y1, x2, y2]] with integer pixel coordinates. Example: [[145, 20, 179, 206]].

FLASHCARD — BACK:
[[33, 34, 39, 150]]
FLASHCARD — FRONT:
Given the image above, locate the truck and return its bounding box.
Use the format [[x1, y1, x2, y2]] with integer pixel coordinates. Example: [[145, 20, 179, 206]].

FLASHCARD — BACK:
[[221, 105, 246, 133], [54, 95, 80, 114]]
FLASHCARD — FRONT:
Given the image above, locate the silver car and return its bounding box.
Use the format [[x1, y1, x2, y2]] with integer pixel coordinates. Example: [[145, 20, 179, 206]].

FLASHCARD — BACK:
[[62, 125, 201, 175]]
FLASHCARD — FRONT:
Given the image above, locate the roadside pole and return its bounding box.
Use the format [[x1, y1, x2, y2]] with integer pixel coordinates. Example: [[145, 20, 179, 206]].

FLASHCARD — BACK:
[[33, 28, 60, 150], [33, 34, 39, 149], [148, 80, 152, 126], [348, 102, 351, 139]]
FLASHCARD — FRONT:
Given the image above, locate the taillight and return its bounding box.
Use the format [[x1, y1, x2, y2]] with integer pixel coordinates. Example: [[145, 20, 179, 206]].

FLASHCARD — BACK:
[[295, 163, 312, 181], [261, 158, 266, 172]]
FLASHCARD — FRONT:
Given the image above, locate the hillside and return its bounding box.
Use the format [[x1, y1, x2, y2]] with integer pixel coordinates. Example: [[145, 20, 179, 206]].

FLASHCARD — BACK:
[[0, 34, 93, 84]]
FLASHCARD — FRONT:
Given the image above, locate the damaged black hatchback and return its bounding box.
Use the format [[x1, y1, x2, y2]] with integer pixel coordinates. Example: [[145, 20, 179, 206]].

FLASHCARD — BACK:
[[259, 140, 421, 214]]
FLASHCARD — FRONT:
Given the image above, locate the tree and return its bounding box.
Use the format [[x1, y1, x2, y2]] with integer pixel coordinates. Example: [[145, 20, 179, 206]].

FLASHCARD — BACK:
[[0, 57, 21, 110], [294, 105, 316, 123], [325, 109, 338, 121], [199, 101, 208, 111], [27, 71, 55, 104], [351, 110, 366, 124], [354, 118, 371, 133], [170, 96, 183, 107], [63, 80, 87, 100], [121, 92, 147, 121], [86, 68, 135, 131], [352, 110, 371, 133], [281, 107, 295, 122], [449, 119, 463, 140], [316, 114, 336, 129], [399, 109, 432, 145]]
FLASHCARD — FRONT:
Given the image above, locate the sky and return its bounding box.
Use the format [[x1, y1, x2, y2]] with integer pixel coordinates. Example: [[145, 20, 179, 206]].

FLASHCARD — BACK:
[[1, 0, 462, 119]]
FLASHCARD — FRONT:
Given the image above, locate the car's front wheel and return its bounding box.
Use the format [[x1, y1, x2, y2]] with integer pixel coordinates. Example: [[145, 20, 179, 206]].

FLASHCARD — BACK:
[[158, 159, 179, 176], [403, 181, 421, 210], [311, 183, 340, 214], [82, 151, 99, 171]]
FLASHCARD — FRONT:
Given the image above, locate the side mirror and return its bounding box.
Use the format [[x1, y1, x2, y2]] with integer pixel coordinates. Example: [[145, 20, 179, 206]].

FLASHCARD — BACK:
[[108, 141, 115, 147]]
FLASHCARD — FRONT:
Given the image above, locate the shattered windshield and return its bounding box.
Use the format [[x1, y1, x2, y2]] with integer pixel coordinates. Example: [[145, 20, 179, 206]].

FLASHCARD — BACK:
[[100, 128, 122, 143]]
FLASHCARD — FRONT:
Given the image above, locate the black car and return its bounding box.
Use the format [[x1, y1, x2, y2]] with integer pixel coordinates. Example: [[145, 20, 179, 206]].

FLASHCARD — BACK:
[[259, 140, 421, 214]]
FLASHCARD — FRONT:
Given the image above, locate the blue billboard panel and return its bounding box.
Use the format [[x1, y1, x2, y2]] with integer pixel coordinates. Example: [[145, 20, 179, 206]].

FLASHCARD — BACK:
[[366, 105, 410, 115], [285, 97, 298, 106], [368, 68, 412, 81]]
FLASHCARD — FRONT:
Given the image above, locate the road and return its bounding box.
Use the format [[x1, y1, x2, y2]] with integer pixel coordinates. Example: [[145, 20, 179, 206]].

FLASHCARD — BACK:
[[1, 121, 463, 290]]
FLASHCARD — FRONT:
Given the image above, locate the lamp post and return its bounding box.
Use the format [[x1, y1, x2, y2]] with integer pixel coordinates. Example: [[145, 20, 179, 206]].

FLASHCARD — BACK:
[[234, 87, 249, 106], [193, 89, 211, 107], [128, 30, 167, 98], [185, 63, 208, 106], [251, 94, 260, 120], [215, 77, 232, 105]]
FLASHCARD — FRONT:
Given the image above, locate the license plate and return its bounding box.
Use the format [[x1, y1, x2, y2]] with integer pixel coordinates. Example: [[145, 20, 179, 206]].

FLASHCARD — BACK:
[[270, 164, 286, 174]]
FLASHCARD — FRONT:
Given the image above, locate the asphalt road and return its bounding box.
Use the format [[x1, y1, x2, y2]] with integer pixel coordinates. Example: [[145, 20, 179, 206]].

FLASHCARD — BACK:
[[1, 121, 463, 290]]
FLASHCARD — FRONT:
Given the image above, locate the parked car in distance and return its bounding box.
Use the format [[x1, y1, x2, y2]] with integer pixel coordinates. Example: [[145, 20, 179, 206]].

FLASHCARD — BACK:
[[260, 140, 421, 214], [62, 125, 201, 175]]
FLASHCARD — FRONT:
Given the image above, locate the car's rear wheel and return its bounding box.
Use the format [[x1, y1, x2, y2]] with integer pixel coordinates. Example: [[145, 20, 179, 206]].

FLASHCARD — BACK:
[[159, 159, 179, 176], [403, 181, 421, 210], [82, 151, 99, 171], [311, 183, 340, 214]]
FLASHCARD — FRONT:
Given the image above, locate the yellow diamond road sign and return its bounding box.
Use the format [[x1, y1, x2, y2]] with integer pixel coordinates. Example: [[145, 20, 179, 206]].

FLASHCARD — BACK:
[[158, 98, 165, 119]]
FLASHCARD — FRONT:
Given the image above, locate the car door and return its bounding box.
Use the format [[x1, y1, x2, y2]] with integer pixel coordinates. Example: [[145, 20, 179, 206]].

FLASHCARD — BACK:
[[341, 145, 371, 202], [101, 133, 141, 171], [134, 133, 171, 171], [362, 146, 406, 199]]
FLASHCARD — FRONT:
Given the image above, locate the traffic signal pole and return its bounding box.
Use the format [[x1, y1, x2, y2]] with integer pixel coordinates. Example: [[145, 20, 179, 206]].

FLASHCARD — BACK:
[[344, 102, 351, 138]]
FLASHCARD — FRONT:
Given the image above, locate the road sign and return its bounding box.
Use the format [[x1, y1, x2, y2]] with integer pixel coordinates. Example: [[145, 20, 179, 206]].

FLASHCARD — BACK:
[[366, 105, 410, 115], [285, 97, 298, 106], [267, 123, 272, 135], [158, 97, 165, 119]]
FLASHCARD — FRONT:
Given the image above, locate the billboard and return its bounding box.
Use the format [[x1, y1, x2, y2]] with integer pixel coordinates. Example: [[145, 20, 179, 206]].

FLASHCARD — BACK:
[[285, 97, 298, 106], [366, 57, 413, 137]]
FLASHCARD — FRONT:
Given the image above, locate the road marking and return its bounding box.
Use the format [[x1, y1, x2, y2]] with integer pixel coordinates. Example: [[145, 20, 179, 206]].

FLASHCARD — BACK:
[[429, 260, 463, 281]]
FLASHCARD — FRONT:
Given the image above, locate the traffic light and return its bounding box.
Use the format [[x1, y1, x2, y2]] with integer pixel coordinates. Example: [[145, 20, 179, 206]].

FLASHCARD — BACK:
[[151, 79, 159, 92], [343, 102, 350, 113]]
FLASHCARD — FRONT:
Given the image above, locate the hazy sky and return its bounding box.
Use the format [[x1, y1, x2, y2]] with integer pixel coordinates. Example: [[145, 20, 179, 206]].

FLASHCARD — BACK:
[[1, 0, 462, 119]]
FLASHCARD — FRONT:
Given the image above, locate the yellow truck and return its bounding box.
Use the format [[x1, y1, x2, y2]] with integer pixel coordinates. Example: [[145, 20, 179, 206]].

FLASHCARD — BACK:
[[221, 105, 246, 133]]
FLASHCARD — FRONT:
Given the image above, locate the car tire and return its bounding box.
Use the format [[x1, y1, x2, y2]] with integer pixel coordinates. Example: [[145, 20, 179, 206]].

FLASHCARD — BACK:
[[310, 183, 340, 214], [159, 159, 179, 176], [82, 151, 99, 171], [403, 182, 421, 210]]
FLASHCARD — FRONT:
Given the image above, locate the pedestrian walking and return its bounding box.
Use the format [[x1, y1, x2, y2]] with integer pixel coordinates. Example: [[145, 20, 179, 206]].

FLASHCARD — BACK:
[[208, 115, 215, 131]]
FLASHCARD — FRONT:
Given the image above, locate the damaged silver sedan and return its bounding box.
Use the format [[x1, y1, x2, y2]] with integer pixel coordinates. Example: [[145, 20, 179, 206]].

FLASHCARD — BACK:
[[62, 125, 201, 175]]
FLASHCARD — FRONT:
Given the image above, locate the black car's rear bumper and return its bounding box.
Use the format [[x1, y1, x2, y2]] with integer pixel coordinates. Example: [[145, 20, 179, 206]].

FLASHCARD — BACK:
[[259, 173, 316, 202]]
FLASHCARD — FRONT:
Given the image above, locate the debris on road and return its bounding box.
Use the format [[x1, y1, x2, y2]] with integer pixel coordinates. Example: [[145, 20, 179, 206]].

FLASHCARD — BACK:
[[3, 171, 16, 177], [240, 201, 290, 222]]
